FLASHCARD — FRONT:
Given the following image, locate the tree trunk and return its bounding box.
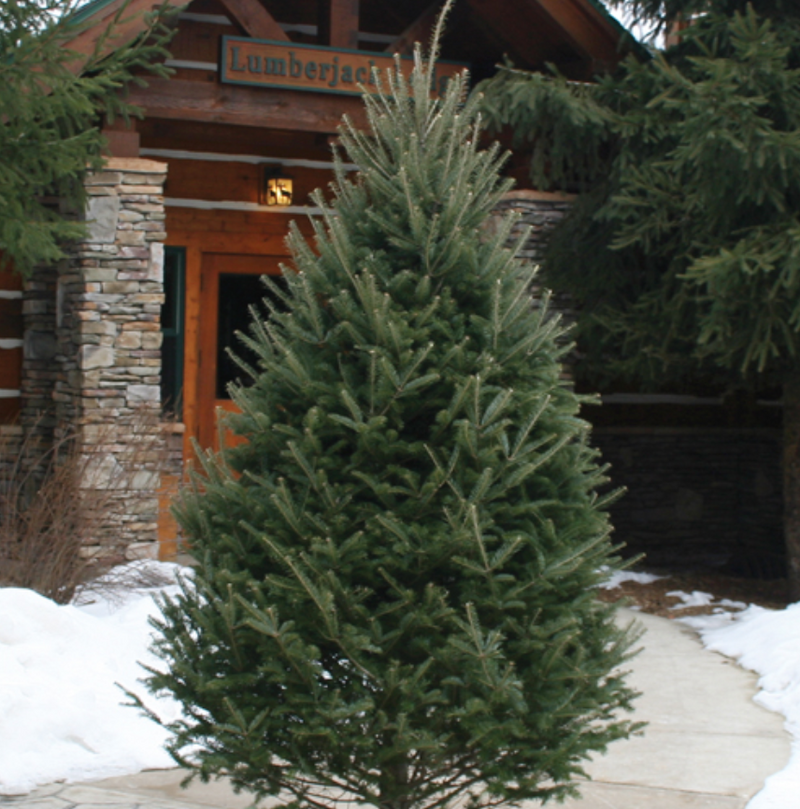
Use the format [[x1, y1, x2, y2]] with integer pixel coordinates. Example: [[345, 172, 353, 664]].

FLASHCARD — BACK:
[[379, 759, 410, 809], [783, 370, 800, 602]]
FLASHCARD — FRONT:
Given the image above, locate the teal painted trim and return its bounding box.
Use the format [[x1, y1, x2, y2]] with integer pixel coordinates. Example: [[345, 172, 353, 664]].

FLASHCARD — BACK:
[[221, 35, 467, 64], [69, 0, 119, 27], [584, 0, 628, 36], [582, 0, 650, 60]]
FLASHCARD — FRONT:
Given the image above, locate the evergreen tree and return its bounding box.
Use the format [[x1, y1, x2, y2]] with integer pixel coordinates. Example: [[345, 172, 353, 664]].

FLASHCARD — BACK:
[[479, 0, 800, 598], [0, 0, 176, 275], [144, 37, 639, 809]]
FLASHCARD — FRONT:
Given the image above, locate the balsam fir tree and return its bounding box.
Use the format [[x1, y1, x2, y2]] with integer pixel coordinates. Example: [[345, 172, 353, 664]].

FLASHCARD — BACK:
[[145, 26, 639, 809]]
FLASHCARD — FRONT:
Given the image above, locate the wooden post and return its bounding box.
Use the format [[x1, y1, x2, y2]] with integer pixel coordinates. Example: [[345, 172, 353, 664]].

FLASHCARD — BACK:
[[101, 118, 140, 158], [319, 0, 360, 49]]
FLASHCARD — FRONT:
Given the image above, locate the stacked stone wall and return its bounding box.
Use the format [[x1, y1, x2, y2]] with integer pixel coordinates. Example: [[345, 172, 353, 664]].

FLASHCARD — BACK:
[[0, 425, 23, 480], [594, 427, 784, 576], [490, 189, 576, 334], [63, 158, 169, 559], [21, 263, 60, 456], [14, 158, 177, 561], [491, 189, 574, 265]]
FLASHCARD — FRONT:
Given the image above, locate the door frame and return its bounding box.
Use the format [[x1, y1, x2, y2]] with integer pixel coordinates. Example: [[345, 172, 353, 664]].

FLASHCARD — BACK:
[[197, 252, 283, 450], [165, 229, 295, 461]]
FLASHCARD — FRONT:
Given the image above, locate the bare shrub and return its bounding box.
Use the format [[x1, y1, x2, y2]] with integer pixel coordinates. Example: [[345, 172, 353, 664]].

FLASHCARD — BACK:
[[0, 408, 177, 604], [74, 558, 179, 607]]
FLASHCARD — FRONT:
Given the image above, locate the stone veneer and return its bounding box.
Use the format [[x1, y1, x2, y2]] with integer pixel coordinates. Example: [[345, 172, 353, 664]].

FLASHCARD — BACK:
[[488, 189, 576, 333], [20, 158, 171, 560], [490, 189, 575, 265], [594, 427, 784, 577]]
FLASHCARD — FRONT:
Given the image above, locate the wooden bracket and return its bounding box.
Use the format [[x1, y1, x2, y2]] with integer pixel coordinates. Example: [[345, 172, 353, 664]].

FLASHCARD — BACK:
[[384, 0, 443, 55], [218, 0, 289, 41]]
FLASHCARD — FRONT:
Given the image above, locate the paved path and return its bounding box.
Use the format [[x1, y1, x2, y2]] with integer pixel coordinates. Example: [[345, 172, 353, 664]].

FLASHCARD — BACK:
[[1, 609, 791, 809]]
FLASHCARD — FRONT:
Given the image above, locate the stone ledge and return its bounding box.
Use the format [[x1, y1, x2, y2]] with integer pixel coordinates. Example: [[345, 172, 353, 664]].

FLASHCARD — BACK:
[[0, 424, 23, 436], [500, 188, 577, 202], [594, 425, 781, 437], [102, 157, 168, 174]]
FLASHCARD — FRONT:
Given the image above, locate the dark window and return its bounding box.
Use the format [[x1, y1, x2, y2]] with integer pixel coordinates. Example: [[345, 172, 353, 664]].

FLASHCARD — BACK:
[[216, 273, 287, 399]]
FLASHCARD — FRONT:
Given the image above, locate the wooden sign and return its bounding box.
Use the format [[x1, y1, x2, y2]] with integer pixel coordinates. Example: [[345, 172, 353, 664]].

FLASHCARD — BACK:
[[220, 37, 467, 97]]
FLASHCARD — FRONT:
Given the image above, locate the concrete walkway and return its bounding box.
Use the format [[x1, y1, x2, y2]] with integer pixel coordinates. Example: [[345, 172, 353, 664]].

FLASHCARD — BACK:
[[1, 609, 791, 809]]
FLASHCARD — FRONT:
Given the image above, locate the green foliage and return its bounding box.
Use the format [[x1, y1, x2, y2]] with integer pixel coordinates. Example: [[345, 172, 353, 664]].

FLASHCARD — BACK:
[[478, 67, 612, 194], [605, 0, 800, 37], [479, 2, 800, 390], [143, 42, 639, 809], [0, 0, 176, 276]]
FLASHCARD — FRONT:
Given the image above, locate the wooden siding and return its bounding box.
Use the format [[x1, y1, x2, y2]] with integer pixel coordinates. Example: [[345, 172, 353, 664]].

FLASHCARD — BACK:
[[0, 267, 23, 424]]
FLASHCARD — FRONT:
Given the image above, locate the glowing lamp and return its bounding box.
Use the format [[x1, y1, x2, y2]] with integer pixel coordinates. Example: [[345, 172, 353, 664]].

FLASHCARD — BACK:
[[261, 166, 293, 206]]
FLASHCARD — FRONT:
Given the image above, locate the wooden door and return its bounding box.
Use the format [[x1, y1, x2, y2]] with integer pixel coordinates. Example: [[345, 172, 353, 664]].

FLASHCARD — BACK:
[[198, 253, 283, 450]]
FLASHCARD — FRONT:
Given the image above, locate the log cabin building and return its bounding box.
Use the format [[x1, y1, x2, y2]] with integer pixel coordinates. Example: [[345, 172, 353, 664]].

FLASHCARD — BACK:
[[4, 0, 782, 576], [0, 0, 629, 561]]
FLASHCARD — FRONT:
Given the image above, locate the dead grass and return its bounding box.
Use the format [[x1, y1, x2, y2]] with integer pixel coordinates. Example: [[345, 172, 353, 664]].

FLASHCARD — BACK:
[[0, 409, 175, 604], [598, 567, 791, 617]]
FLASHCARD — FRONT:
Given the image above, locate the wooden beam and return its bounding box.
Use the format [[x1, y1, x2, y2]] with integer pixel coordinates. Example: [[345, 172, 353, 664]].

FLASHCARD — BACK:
[[102, 117, 140, 158], [384, 0, 442, 55], [463, 0, 552, 69], [167, 230, 291, 256], [327, 0, 360, 49], [217, 0, 288, 41], [65, 0, 186, 65], [180, 244, 202, 457], [465, 0, 621, 75], [525, 0, 620, 63], [126, 78, 369, 133]]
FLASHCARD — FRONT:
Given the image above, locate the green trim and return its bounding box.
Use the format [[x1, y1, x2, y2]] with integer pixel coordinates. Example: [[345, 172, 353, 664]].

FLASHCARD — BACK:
[[161, 246, 185, 417], [584, 0, 629, 36], [583, 0, 651, 60], [223, 35, 467, 63], [69, 0, 119, 27]]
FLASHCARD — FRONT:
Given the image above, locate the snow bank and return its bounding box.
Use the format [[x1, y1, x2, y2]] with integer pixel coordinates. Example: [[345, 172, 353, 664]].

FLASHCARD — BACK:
[[683, 603, 800, 808], [0, 562, 185, 795]]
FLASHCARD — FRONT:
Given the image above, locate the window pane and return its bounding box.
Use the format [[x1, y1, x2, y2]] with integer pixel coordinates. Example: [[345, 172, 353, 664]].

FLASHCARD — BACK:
[[216, 273, 286, 399]]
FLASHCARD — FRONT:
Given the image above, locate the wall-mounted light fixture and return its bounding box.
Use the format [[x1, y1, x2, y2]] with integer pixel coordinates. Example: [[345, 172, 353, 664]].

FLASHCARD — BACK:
[[260, 165, 293, 206]]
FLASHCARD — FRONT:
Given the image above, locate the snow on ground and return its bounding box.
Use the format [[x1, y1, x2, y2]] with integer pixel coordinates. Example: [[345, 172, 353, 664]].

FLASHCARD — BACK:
[[2, 562, 800, 807], [0, 561, 186, 795], [681, 604, 800, 808], [599, 565, 800, 808]]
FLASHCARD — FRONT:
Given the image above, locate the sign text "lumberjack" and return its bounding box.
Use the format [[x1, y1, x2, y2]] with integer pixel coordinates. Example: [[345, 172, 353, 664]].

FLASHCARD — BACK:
[[220, 38, 466, 97]]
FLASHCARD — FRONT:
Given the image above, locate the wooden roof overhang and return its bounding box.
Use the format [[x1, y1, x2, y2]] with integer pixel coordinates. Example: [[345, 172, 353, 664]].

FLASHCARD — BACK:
[[68, 0, 631, 136]]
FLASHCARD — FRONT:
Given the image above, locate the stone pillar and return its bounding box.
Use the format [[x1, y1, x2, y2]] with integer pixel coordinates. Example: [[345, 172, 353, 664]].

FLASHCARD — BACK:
[[490, 189, 577, 365], [490, 189, 575, 265], [54, 157, 168, 560]]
